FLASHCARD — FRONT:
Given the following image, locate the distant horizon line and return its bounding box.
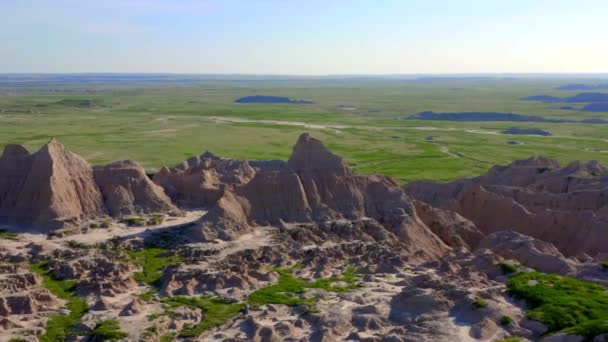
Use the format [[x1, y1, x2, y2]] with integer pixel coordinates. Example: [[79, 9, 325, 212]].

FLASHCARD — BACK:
[[1, 72, 608, 77]]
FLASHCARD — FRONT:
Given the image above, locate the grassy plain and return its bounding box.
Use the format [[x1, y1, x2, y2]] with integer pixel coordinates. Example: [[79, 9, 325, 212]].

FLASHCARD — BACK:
[[1, 75, 608, 183]]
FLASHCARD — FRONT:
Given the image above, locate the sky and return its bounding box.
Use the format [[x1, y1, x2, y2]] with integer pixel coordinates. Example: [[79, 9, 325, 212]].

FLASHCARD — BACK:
[[1, 0, 607, 74]]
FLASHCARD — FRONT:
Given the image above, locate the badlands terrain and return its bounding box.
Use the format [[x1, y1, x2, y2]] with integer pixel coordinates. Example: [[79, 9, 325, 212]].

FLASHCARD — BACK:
[[0, 133, 608, 342]]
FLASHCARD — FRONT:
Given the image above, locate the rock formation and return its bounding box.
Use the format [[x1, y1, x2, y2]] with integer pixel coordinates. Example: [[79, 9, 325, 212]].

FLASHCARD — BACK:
[[0, 139, 106, 230], [406, 156, 608, 256], [93, 160, 177, 217], [0, 139, 176, 231], [161, 133, 450, 261]]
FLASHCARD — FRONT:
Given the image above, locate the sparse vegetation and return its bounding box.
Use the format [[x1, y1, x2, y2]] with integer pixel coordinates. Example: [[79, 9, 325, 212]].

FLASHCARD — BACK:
[[31, 261, 88, 342], [601, 261, 608, 270], [247, 264, 360, 308], [137, 290, 157, 302], [472, 298, 488, 309], [90, 319, 128, 341], [495, 338, 521, 342], [499, 262, 519, 274], [160, 332, 177, 342], [148, 215, 164, 225], [501, 315, 513, 325], [508, 271, 608, 338], [66, 240, 90, 249], [0, 229, 19, 241], [125, 217, 146, 226], [161, 296, 245, 337], [125, 248, 182, 286]]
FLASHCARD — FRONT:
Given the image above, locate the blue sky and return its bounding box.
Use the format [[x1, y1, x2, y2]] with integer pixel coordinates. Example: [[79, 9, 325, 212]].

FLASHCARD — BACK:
[[1, 0, 607, 74]]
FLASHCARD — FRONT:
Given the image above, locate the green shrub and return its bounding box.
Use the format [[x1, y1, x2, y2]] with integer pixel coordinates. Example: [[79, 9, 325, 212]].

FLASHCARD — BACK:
[[148, 215, 164, 225], [125, 248, 182, 286], [508, 271, 608, 338], [91, 320, 127, 341], [472, 298, 488, 309], [160, 332, 177, 342], [31, 261, 88, 341], [0, 229, 19, 241], [125, 217, 146, 226], [601, 261, 608, 270], [137, 290, 157, 302], [248, 264, 360, 308], [499, 262, 519, 274], [160, 296, 244, 337], [501, 315, 513, 325]]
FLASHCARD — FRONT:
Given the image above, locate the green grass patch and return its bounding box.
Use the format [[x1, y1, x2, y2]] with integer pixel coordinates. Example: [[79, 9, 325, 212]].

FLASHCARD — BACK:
[[31, 261, 88, 342], [247, 264, 360, 308], [137, 290, 157, 302], [0, 229, 19, 241], [125, 248, 182, 287], [124, 217, 146, 226], [148, 215, 164, 225], [495, 338, 521, 342], [508, 271, 608, 339], [161, 296, 245, 338], [472, 298, 488, 309], [90, 319, 128, 341], [160, 332, 177, 342]]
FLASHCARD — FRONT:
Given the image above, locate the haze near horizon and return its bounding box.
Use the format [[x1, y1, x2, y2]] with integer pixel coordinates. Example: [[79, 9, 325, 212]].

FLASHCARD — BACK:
[[2, 0, 608, 74]]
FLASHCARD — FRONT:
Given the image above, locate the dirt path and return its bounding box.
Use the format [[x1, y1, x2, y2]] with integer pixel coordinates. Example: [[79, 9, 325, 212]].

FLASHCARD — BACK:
[[206, 116, 608, 145]]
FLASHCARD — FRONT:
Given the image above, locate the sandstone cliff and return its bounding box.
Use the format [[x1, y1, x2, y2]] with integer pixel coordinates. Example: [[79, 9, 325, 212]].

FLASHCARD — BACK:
[[406, 156, 608, 256], [162, 133, 450, 261], [0, 139, 176, 231]]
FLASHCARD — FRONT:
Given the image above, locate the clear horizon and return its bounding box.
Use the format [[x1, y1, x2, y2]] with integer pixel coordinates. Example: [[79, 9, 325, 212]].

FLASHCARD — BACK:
[[2, 0, 608, 74]]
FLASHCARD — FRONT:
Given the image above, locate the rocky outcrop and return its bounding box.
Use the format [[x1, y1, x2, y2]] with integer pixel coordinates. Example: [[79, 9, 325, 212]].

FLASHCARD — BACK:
[[406, 156, 608, 256], [0, 139, 178, 231], [477, 231, 578, 274], [152, 152, 257, 208], [413, 200, 483, 249], [179, 133, 449, 261], [0, 139, 106, 230], [93, 160, 177, 217]]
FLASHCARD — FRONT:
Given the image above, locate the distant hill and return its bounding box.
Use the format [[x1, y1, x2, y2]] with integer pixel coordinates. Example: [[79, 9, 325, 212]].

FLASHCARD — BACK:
[[563, 92, 608, 103], [502, 127, 552, 136], [234, 95, 314, 104], [407, 111, 567, 123], [556, 83, 608, 90], [581, 103, 608, 112], [519, 95, 561, 103]]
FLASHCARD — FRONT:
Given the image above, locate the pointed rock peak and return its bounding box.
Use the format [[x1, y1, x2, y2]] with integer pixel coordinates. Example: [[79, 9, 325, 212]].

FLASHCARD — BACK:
[[38, 137, 67, 156], [1, 144, 30, 158], [201, 150, 219, 160], [287, 133, 346, 171]]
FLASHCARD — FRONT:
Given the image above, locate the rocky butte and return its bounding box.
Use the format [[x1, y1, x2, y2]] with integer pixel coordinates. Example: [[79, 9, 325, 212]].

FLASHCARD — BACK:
[[0, 134, 607, 341]]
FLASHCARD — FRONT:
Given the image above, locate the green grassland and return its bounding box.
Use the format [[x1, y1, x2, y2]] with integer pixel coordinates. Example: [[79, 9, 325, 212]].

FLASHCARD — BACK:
[[2, 77, 608, 183], [508, 271, 608, 338]]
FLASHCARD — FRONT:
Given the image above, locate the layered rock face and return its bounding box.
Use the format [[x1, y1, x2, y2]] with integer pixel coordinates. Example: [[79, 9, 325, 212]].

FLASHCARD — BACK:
[[93, 160, 177, 217], [157, 133, 449, 261], [0, 139, 175, 231], [406, 156, 608, 256], [0, 139, 106, 230]]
